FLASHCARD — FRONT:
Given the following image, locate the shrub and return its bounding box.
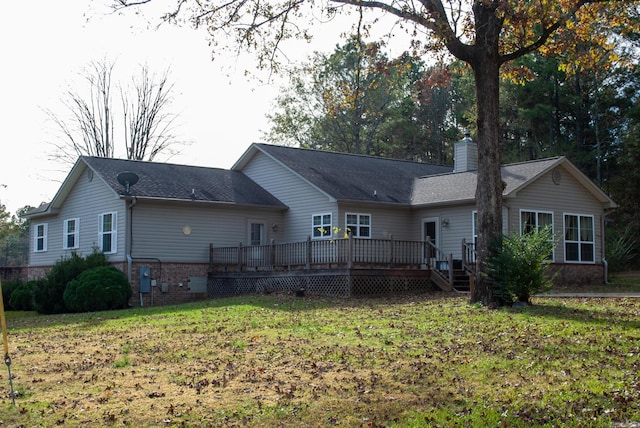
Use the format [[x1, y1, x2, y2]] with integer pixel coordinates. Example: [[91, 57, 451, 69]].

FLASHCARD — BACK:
[[9, 280, 40, 311], [63, 266, 132, 313], [606, 224, 637, 272], [85, 250, 110, 270], [1, 279, 23, 310], [33, 252, 87, 314], [33, 250, 111, 314], [487, 225, 555, 305]]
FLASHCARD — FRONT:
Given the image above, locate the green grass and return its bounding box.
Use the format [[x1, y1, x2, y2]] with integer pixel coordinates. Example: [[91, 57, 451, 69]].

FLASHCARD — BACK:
[[0, 292, 638, 427]]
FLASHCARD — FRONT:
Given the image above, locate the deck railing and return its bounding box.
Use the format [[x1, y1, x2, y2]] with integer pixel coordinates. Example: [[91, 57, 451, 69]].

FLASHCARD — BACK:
[[209, 236, 431, 271], [461, 238, 477, 295]]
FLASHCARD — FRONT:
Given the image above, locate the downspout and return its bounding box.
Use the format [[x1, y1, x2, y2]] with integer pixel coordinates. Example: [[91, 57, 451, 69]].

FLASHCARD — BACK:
[[125, 197, 138, 304], [602, 209, 614, 285]]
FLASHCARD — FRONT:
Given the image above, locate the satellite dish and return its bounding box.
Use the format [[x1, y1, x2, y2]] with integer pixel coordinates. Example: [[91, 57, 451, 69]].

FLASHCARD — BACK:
[[116, 171, 139, 195]]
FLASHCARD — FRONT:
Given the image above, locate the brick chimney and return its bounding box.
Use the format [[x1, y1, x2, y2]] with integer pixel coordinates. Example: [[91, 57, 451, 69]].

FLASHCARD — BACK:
[[453, 130, 477, 172]]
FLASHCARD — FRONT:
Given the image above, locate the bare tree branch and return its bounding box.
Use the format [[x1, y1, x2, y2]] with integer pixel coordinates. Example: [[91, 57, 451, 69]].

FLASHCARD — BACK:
[[47, 59, 183, 164]]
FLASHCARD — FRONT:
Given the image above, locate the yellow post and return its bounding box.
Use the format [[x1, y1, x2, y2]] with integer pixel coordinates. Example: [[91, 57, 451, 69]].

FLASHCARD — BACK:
[[0, 281, 16, 406]]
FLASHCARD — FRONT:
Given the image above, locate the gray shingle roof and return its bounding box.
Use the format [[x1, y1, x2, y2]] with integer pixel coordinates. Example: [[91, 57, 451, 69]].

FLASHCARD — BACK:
[[253, 144, 453, 204], [83, 156, 286, 207], [411, 157, 563, 205]]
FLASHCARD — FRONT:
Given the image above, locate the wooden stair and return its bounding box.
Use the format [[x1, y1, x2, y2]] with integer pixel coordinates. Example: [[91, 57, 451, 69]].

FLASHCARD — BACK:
[[452, 269, 471, 293]]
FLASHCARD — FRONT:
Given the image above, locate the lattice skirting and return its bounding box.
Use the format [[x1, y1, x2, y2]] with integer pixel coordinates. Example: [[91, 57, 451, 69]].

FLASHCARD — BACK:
[[208, 269, 433, 298]]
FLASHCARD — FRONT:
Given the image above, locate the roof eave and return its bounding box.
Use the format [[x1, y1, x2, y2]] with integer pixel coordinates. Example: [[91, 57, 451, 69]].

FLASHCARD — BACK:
[[121, 195, 288, 211]]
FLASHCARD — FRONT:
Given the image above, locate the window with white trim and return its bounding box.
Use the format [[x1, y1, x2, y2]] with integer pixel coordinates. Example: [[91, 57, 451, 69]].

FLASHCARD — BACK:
[[564, 214, 594, 263], [312, 213, 332, 238], [34, 223, 48, 252], [520, 210, 553, 235], [520, 210, 554, 260], [64, 218, 80, 250], [99, 212, 117, 254], [346, 213, 371, 238]]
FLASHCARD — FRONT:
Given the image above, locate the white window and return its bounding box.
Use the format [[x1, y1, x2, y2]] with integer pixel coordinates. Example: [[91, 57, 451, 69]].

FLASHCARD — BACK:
[[520, 210, 554, 261], [64, 218, 80, 249], [346, 213, 371, 238], [520, 210, 553, 235], [312, 213, 332, 238], [34, 223, 48, 252], [99, 212, 117, 254], [564, 214, 595, 263]]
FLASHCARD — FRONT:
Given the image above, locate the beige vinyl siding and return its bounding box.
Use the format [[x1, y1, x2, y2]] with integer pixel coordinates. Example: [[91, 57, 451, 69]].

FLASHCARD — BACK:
[[337, 203, 413, 240], [129, 200, 283, 262], [505, 165, 605, 264], [29, 168, 125, 266], [241, 152, 337, 243], [411, 204, 475, 259]]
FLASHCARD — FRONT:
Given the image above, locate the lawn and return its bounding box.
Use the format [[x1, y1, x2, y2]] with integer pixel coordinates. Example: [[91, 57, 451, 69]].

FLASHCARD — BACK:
[[0, 291, 638, 427]]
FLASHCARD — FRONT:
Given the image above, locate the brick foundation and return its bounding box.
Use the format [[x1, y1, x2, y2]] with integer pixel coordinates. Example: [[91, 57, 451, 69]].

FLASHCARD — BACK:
[[546, 263, 605, 287], [126, 261, 210, 307], [0, 266, 28, 282]]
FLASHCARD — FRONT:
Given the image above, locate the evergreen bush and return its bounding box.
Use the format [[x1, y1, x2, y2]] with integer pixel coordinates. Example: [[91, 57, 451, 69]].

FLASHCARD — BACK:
[[9, 280, 39, 311], [33, 250, 111, 314], [33, 252, 87, 314], [487, 225, 555, 305], [63, 265, 132, 312], [1, 279, 23, 310], [606, 224, 637, 272]]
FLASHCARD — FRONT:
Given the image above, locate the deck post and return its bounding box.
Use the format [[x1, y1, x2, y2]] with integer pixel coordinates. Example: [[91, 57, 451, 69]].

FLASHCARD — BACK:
[[237, 242, 243, 272], [425, 237, 432, 267], [448, 253, 454, 289], [462, 238, 466, 267], [347, 231, 353, 269], [270, 239, 276, 268], [306, 236, 311, 270], [388, 235, 394, 267]]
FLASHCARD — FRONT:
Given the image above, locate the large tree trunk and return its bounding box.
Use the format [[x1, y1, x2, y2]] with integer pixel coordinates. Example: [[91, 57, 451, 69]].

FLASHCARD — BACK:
[[468, 2, 504, 305]]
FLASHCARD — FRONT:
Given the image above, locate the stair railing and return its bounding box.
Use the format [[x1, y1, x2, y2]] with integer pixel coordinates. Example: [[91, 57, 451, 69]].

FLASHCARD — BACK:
[[462, 238, 477, 294]]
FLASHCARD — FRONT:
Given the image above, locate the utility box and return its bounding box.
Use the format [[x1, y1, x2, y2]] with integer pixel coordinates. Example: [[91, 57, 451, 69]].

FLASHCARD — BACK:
[[188, 277, 207, 294], [161, 282, 169, 293], [139, 266, 151, 293]]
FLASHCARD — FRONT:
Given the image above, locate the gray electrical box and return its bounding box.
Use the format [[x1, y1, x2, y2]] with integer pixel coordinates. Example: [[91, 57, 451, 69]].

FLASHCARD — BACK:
[[139, 266, 151, 293]]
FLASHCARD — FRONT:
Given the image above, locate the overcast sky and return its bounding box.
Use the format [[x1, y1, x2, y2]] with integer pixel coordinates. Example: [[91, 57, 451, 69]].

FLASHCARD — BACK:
[[0, 1, 407, 215]]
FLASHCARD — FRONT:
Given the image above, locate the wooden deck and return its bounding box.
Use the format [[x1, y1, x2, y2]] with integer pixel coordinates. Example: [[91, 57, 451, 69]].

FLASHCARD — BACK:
[[208, 237, 476, 297]]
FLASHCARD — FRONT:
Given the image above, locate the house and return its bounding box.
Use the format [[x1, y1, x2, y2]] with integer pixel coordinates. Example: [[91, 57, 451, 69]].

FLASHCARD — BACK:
[[24, 140, 617, 305]]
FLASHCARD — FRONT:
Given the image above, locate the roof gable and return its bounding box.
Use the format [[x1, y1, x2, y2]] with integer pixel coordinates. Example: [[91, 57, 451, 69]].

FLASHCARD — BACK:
[[411, 156, 617, 209], [234, 143, 453, 204]]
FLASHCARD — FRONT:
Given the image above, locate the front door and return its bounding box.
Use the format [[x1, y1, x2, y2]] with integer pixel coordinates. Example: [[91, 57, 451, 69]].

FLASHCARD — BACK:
[[249, 222, 266, 265], [423, 218, 439, 245], [250, 222, 265, 246], [423, 217, 439, 267]]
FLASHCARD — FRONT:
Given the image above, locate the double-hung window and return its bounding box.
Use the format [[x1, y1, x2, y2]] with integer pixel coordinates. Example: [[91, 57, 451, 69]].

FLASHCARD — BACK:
[[64, 218, 80, 250], [520, 210, 553, 235], [99, 212, 117, 254], [346, 213, 371, 238], [564, 214, 594, 263], [520, 210, 554, 260], [34, 223, 48, 252], [312, 213, 332, 238]]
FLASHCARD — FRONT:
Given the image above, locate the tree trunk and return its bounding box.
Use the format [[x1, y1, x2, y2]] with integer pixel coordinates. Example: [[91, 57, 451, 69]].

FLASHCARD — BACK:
[[468, 2, 504, 305]]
